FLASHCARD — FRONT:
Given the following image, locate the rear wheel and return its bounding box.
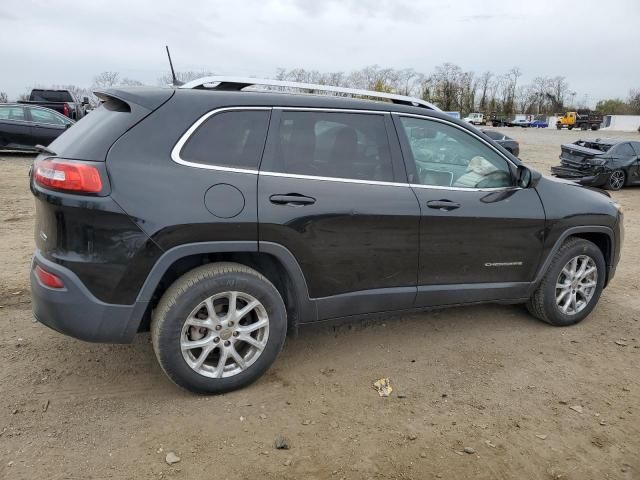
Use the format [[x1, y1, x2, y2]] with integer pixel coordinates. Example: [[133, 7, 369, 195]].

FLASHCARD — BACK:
[[527, 238, 605, 326], [556, 124, 562, 130], [151, 262, 287, 394], [568, 125, 573, 130], [606, 169, 626, 191], [591, 124, 600, 131], [580, 123, 588, 131]]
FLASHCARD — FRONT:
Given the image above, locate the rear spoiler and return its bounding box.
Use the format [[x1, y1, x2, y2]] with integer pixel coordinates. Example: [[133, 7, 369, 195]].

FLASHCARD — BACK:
[[94, 88, 174, 112]]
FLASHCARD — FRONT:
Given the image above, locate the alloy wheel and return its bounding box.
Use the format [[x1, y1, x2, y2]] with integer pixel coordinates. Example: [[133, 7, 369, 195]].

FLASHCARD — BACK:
[[180, 291, 269, 378], [609, 170, 625, 190], [555, 255, 598, 316]]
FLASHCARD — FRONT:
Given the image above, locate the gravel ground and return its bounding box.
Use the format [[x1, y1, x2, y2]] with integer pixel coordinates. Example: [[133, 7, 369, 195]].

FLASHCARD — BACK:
[[0, 127, 639, 480]]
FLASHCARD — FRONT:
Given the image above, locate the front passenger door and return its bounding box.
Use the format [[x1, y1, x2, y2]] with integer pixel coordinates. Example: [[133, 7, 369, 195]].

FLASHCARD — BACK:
[[393, 114, 546, 307]]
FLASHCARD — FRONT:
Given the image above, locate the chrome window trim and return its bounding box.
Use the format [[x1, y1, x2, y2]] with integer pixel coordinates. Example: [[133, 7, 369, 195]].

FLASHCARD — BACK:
[[170, 106, 519, 193]]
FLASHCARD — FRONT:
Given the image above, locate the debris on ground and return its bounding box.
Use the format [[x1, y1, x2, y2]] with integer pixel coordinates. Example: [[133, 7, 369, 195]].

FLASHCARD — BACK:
[[485, 440, 496, 448], [569, 405, 583, 414], [42, 399, 49, 412], [259, 413, 267, 420], [615, 340, 628, 346], [535, 434, 548, 440], [407, 433, 417, 441], [373, 378, 392, 397], [165, 452, 180, 465], [274, 435, 290, 450], [463, 447, 475, 454]]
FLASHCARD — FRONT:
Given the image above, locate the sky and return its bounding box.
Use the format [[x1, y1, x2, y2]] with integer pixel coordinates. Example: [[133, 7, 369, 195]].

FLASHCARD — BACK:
[[1, 0, 638, 104]]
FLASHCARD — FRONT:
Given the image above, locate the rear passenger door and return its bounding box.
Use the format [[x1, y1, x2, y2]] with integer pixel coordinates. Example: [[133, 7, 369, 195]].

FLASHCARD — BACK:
[[258, 109, 421, 320]]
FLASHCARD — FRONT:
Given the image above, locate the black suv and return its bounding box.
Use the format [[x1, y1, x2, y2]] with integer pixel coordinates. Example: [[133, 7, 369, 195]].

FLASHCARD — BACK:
[[30, 77, 623, 394]]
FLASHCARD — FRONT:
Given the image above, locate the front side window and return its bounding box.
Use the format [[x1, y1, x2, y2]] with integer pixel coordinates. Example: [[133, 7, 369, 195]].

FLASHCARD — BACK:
[[180, 110, 270, 169], [0, 105, 26, 121], [398, 116, 513, 189], [267, 111, 394, 182], [30, 108, 69, 125]]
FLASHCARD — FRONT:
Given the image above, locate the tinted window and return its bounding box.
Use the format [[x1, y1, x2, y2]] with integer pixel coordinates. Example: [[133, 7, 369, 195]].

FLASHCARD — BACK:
[[30, 90, 74, 102], [0, 106, 26, 121], [631, 142, 640, 155], [181, 110, 270, 169], [267, 111, 394, 181], [30, 108, 69, 125], [399, 116, 512, 189], [615, 143, 636, 157]]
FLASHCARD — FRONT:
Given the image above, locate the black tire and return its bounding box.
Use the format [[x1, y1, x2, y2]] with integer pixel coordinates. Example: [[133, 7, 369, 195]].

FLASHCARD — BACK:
[[151, 262, 287, 394], [606, 169, 626, 191], [527, 238, 605, 326], [580, 123, 588, 131], [568, 125, 573, 130], [591, 124, 600, 131], [556, 124, 562, 130]]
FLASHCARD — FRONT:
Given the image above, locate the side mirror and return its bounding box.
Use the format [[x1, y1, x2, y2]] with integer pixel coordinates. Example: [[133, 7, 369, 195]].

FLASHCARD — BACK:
[[517, 165, 532, 188], [82, 96, 89, 105]]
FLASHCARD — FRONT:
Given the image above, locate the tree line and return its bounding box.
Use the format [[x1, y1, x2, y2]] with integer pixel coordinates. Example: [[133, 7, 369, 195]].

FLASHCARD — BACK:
[[1, 64, 639, 117]]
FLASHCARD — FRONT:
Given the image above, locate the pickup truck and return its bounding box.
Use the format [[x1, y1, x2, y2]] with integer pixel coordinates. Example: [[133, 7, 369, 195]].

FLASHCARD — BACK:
[[19, 89, 89, 120]]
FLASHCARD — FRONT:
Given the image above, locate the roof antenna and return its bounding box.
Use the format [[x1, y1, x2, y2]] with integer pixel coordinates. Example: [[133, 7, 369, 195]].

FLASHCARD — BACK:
[[165, 46, 183, 87]]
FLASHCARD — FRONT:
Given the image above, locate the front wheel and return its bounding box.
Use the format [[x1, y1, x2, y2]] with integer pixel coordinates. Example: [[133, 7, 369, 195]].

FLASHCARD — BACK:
[[606, 169, 626, 191], [151, 262, 287, 394], [591, 124, 600, 131], [527, 238, 605, 326]]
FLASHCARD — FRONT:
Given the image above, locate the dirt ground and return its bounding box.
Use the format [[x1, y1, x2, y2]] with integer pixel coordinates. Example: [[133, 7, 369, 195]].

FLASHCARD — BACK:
[[1, 128, 639, 480]]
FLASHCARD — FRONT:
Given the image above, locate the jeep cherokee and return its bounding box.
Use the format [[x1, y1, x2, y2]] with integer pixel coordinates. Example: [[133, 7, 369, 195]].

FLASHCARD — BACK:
[[30, 77, 623, 394]]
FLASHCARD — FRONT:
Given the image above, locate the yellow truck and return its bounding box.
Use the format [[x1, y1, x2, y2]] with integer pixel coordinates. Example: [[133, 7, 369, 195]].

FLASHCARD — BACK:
[[556, 110, 603, 131]]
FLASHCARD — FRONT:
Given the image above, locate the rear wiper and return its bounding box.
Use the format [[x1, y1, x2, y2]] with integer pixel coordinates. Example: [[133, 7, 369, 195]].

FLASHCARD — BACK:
[[35, 144, 57, 155]]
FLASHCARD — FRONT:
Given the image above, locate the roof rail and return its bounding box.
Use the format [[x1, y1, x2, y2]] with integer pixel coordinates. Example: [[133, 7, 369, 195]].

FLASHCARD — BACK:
[[179, 76, 440, 111]]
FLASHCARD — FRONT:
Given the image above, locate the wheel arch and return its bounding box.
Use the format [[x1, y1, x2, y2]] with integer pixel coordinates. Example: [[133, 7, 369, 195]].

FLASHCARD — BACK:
[[135, 241, 315, 334], [531, 226, 615, 293]]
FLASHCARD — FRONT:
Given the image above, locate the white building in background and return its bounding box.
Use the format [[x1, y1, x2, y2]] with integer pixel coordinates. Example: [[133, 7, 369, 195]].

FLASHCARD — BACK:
[[601, 115, 640, 132]]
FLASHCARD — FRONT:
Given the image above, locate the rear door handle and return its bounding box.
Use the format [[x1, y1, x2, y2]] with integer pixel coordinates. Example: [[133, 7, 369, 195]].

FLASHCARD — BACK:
[[426, 199, 460, 211], [269, 193, 316, 206]]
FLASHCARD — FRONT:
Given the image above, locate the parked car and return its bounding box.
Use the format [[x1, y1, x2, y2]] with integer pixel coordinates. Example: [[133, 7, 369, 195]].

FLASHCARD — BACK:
[[530, 119, 548, 128], [19, 88, 89, 120], [0, 103, 74, 151], [481, 129, 520, 156], [507, 119, 531, 128], [551, 138, 640, 190], [30, 77, 623, 394]]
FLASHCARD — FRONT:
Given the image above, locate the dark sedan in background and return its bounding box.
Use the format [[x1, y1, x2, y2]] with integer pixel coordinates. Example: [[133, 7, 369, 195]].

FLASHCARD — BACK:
[[481, 129, 520, 156], [551, 138, 640, 190], [0, 103, 74, 152]]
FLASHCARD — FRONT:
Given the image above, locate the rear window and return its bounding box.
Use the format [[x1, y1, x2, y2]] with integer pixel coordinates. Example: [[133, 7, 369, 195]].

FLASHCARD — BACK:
[[575, 140, 612, 152], [0, 105, 26, 121], [180, 110, 270, 169], [30, 90, 74, 102]]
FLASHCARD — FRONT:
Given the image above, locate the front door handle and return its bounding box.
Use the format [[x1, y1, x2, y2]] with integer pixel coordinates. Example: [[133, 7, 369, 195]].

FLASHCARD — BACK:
[[427, 199, 460, 211], [269, 193, 316, 206]]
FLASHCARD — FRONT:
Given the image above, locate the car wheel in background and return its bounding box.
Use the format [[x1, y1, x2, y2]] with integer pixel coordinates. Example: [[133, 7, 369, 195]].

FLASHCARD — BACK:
[[527, 238, 605, 326], [151, 262, 287, 394], [606, 170, 626, 191], [591, 125, 600, 131]]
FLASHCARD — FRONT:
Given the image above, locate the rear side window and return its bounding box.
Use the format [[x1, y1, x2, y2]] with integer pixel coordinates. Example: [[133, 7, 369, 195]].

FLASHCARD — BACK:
[[180, 110, 270, 169], [265, 111, 394, 182], [0, 105, 26, 121], [615, 143, 636, 157]]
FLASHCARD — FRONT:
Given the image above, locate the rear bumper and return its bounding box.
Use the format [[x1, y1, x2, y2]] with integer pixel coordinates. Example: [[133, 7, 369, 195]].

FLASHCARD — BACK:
[[550, 166, 609, 187], [30, 251, 147, 343]]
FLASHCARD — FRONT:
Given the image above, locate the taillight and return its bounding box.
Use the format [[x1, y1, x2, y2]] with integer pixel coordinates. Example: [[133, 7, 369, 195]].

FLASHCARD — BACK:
[[34, 159, 103, 193], [35, 265, 65, 289], [63, 103, 70, 117]]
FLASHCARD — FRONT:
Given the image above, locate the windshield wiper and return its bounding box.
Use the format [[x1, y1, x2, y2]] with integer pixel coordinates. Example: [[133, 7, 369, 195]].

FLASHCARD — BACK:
[[35, 144, 57, 155]]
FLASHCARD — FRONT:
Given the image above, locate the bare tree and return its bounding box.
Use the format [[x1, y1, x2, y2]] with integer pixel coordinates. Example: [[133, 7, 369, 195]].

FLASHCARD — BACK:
[[92, 71, 120, 89], [478, 71, 493, 111], [0, 92, 7, 103]]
